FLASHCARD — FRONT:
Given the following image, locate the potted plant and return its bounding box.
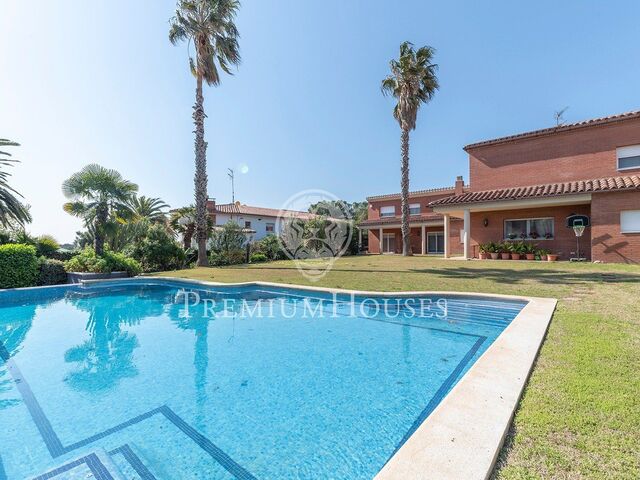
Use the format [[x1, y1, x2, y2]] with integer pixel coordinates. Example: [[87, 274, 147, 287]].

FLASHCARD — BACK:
[[547, 252, 559, 262], [488, 242, 500, 260], [506, 233, 517, 240], [511, 241, 525, 260], [524, 243, 537, 260], [478, 243, 489, 260], [530, 231, 539, 239], [537, 248, 549, 261], [500, 242, 511, 260], [544, 232, 553, 239]]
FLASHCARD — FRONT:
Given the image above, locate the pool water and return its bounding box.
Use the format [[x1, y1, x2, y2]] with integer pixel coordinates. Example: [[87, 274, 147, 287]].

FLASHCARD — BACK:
[[0, 280, 526, 479]]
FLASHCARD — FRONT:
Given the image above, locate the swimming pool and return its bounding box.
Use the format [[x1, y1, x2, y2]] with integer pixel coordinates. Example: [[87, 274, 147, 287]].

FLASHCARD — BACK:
[[0, 279, 526, 479]]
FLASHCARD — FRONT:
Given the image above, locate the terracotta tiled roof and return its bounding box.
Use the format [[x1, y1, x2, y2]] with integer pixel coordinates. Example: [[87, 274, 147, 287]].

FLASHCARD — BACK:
[[212, 203, 315, 219], [465, 110, 640, 150], [366, 186, 467, 202], [359, 213, 446, 226], [430, 175, 640, 207]]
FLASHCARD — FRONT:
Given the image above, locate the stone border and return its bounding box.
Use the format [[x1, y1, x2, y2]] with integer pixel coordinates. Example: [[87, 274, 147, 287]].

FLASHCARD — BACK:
[[9, 277, 556, 479]]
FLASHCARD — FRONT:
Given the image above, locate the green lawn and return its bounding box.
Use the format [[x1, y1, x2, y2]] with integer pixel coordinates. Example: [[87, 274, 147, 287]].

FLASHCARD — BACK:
[[153, 255, 640, 479]]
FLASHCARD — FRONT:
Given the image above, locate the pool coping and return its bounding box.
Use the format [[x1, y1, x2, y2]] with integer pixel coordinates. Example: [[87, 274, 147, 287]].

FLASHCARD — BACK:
[[3, 277, 556, 480]]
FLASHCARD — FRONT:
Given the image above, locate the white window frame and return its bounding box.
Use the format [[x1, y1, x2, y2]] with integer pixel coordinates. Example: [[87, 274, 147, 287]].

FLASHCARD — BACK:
[[616, 145, 640, 171], [621, 210, 640, 233], [504, 217, 555, 241], [380, 206, 396, 218], [409, 203, 421, 215]]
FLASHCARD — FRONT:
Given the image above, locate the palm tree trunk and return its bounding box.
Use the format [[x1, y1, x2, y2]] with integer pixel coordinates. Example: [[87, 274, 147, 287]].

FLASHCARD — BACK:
[[94, 205, 108, 256], [400, 128, 412, 256], [193, 75, 209, 267]]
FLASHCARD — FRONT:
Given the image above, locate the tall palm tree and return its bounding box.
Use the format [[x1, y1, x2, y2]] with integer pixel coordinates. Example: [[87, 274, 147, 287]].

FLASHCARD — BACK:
[[0, 139, 32, 228], [62, 164, 138, 255], [129, 195, 170, 223], [381, 42, 438, 256], [169, 0, 241, 266]]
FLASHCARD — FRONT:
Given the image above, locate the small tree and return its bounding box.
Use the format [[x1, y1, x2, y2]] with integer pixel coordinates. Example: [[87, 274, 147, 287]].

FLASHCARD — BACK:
[[209, 221, 247, 265]]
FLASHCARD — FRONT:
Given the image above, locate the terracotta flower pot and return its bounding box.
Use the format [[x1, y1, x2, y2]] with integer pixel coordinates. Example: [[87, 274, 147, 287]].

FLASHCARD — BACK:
[[479, 252, 487, 260], [526, 253, 535, 260], [511, 253, 522, 260], [547, 254, 558, 262], [490, 253, 500, 260], [501, 252, 511, 260]]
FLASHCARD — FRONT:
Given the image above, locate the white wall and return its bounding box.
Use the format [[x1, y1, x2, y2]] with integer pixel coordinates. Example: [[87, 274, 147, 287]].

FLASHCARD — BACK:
[[215, 213, 280, 240]]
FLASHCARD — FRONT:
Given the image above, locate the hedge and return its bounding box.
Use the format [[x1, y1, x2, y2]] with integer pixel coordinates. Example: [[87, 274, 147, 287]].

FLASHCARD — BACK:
[[0, 244, 39, 289], [37, 258, 68, 286]]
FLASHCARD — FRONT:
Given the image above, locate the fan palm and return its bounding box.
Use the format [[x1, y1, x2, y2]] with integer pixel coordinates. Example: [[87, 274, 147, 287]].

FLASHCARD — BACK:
[[0, 139, 32, 228], [129, 195, 170, 223], [169, 0, 241, 266], [62, 164, 138, 255], [169, 206, 197, 249], [381, 42, 438, 256]]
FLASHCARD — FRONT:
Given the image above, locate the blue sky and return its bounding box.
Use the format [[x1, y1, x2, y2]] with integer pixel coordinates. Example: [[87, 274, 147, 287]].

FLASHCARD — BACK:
[[1, 1, 639, 243]]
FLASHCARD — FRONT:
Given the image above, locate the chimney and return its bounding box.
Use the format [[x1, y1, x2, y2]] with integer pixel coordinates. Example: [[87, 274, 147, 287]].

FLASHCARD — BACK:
[[206, 198, 216, 213], [454, 176, 465, 195]]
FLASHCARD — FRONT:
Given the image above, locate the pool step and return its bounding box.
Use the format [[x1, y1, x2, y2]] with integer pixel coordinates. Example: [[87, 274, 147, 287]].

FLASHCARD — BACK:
[[108, 443, 158, 480], [30, 449, 125, 480]]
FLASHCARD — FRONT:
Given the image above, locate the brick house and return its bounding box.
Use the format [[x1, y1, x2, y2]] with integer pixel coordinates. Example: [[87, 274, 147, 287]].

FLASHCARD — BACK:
[[361, 111, 640, 263]]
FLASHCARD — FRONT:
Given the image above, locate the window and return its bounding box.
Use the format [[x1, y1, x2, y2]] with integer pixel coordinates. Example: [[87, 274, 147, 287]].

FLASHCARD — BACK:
[[617, 145, 640, 171], [621, 210, 640, 233], [504, 218, 554, 240], [244, 221, 251, 228], [409, 203, 421, 215], [266, 222, 275, 233], [380, 206, 396, 217]]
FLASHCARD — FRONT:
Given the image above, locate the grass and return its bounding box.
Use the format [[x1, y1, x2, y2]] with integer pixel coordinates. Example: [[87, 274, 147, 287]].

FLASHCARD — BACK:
[[154, 255, 640, 479]]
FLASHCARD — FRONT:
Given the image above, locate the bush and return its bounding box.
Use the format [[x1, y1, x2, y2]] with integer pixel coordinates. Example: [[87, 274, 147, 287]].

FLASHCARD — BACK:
[[252, 234, 286, 261], [209, 222, 247, 266], [0, 244, 39, 289], [124, 224, 186, 272], [35, 235, 60, 258], [250, 252, 267, 263], [37, 258, 67, 286], [64, 247, 142, 277]]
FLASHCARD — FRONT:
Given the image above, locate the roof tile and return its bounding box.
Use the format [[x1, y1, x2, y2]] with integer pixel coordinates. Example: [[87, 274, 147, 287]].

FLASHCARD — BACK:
[[430, 175, 640, 207]]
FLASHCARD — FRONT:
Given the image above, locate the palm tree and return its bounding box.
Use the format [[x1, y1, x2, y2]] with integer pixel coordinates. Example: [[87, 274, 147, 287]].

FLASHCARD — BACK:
[[129, 195, 170, 223], [169, 0, 241, 267], [62, 164, 138, 255], [0, 139, 32, 228], [170, 206, 196, 249], [381, 42, 439, 256]]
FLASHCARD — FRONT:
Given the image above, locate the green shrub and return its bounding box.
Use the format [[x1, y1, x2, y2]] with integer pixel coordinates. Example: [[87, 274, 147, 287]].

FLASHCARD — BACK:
[[123, 224, 186, 272], [209, 222, 247, 266], [252, 234, 285, 260], [64, 247, 142, 277], [37, 258, 67, 286], [250, 252, 267, 263], [35, 235, 60, 258], [0, 244, 39, 289]]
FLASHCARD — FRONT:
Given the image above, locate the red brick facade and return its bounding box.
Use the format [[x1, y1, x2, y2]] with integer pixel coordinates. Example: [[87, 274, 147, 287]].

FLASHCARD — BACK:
[[363, 112, 640, 263], [469, 205, 591, 260], [468, 117, 640, 191], [591, 191, 640, 263]]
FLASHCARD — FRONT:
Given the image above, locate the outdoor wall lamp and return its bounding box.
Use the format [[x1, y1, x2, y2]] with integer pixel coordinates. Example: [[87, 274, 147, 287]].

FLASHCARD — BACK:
[[483, 218, 489, 227]]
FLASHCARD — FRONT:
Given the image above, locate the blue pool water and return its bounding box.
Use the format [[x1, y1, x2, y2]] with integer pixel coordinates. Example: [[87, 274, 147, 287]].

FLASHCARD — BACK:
[[0, 280, 526, 479]]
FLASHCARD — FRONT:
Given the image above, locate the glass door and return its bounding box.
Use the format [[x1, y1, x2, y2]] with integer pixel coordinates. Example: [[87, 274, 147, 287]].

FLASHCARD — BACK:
[[383, 233, 396, 253], [427, 232, 444, 254]]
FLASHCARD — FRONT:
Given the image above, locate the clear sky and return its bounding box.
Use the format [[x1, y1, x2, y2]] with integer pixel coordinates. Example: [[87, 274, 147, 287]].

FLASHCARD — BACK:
[[1, 1, 639, 243]]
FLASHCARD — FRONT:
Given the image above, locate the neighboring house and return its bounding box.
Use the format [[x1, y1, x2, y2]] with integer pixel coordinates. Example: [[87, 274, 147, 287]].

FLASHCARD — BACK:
[[207, 199, 314, 241], [362, 110, 640, 263]]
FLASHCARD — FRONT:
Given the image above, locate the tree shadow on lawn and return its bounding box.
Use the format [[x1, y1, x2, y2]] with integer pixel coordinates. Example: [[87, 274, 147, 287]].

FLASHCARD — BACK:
[[218, 265, 640, 286], [407, 267, 640, 285]]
